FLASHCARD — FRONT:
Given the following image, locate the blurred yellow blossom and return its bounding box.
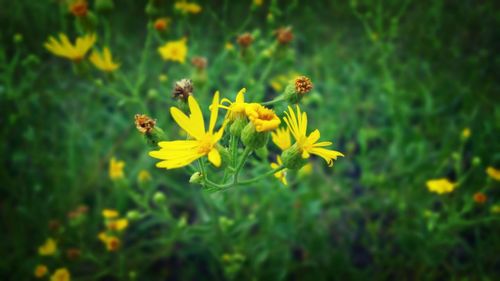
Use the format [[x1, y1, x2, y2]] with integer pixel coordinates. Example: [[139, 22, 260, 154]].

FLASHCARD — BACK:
[[461, 128, 471, 139], [102, 209, 119, 219], [138, 170, 152, 183], [106, 218, 129, 232], [426, 178, 456, 194], [486, 166, 500, 181], [253, 0, 263, 6], [34, 265, 48, 278], [175, 0, 202, 14], [89, 47, 120, 72], [491, 204, 500, 214], [44, 33, 96, 62], [109, 157, 125, 180], [270, 72, 299, 92], [50, 268, 70, 281], [38, 238, 57, 256], [225, 42, 234, 51], [158, 38, 188, 64], [298, 162, 313, 177], [98, 232, 120, 251], [270, 156, 287, 185], [473, 192, 487, 204]]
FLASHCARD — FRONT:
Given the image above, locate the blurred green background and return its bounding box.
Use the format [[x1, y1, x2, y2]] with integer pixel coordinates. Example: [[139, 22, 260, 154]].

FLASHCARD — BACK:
[[1, 0, 499, 280]]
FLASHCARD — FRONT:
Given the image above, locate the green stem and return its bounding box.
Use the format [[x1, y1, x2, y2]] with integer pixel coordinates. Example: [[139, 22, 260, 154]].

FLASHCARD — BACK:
[[233, 147, 252, 184], [239, 166, 285, 185], [262, 96, 285, 106]]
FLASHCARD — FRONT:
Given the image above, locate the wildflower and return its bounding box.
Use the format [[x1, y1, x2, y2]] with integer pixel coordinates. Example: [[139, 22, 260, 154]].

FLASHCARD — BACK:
[[282, 106, 343, 169], [491, 205, 500, 214], [109, 157, 125, 180], [44, 33, 96, 62], [138, 170, 152, 183], [149, 93, 225, 169], [486, 166, 500, 181], [154, 17, 171, 31], [245, 104, 281, 132], [34, 265, 48, 278], [106, 218, 129, 231], [426, 178, 456, 194], [50, 268, 70, 281], [158, 38, 188, 64], [270, 156, 287, 185], [175, 0, 202, 14], [220, 88, 247, 122], [225, 42, 234, 51], [98, 233, 121, 251], [38, 238, 57, 256], [283, 76, 313, 103], [271, 127, 291, 151], [134, 114, 156, 134], [69, 0, 88, 17], [461, 128, 471, 139], [102, 209, 119, 219], [172, 78, 194, 101], [191, 56, 207, 70], [237, 33, 254, 48], [274, 26, 294, 45], [473, 192, 487, 204], [89, 47, 120, 72]]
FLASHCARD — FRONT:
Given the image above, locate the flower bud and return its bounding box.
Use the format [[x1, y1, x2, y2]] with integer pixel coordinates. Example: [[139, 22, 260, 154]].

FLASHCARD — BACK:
[[153, 17, 170, 31], [13, 33, 23, 44], [70, 0, 88, 17], [216, 144, 231, 168], [172, 78, 194, 102], [229, 117, 248, 137], [189, 172, 203, 184], [134, 114, 166, 148], [255, 146, 268, 160], [284, 76, 313, 104], [281, 143, 307, 169], [237, 32, 253, 48], [126, 210, 143, 221], [153, 192, 167, 205], [241, 122, 269, 150], [274, 27, 294, 45], [191, 56, 208, 71], [472, 157, 481, 166]]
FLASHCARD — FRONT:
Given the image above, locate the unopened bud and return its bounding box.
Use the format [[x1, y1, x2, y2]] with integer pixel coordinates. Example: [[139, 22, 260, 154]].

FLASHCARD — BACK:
[[189, 172, 203, 184], [153, 192, 167, 205], [172, 79, 194, 101], [281, 143, 307, 169], [284, 76, 313, 104], [241, 123, 269, 150], [126, 210, 143, 221]]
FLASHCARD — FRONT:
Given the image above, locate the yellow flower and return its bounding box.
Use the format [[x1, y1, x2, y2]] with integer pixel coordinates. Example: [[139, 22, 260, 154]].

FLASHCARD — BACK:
[[109, 157, 125, 180], [491, 204, 500, 214], [225, 42, 234, 51], [106, 218, 129, 232], [253, 0, 264, 6], [138, 170, 152, 183], [486, 166, 500, 181], [220, 88, 247, 121], [38, 238, 57, 256], [426, 178, 456, 194], [271, 127, 291, 151], [158, 38, 188, 63], [50, 268, 70, 281], [98, 232, 120, 251], [283, 106, 344, 166], [44, 33, 96, 62], [102, 209, 119, 219], [270, 156, 287, 185], [245, 103, 281, 132], [174, 0, 202, 14], [149, 93, 225, 169], [89, 47, 120, 72], [461, 127, 471, 139], [34, 265, 48, 278]]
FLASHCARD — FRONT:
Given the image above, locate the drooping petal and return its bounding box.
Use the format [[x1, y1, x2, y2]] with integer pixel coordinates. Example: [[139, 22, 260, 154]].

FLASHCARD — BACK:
[[170, 107, 203, 139], [208, 91, 219, 133], [207, 148, 221, 167], [309, 148, 344, 167]]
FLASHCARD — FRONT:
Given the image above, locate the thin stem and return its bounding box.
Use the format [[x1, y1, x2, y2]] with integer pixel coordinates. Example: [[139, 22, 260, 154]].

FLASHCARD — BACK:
[[233, 147, 252, 184], [239, 166, 285, 185], [262, 96, 285, 106]]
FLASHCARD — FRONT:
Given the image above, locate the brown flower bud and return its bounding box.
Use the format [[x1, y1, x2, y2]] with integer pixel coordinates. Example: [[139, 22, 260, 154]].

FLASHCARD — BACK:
[[191, 56, 207, 70], [294, 76, 313, 95], [237, 33, 254, 48], [70, 0, 88, 17], [275, 27, 294, 45], [48, 219, 61, 231], [66, 248, 81, 260], [153, 18, 170, 31], [172, 79, 194, 101], [134, 114, 156, 134]]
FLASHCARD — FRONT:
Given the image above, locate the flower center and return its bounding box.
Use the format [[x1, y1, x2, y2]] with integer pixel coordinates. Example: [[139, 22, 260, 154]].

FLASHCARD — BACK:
[[197, 135, 214, 154]]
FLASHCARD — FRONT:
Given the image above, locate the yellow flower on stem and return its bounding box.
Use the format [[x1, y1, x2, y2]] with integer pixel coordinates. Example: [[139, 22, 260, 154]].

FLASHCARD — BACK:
[[486, 166, 500, 181], [426, 178, 456, 194], [271, 127, 291, 151], [270, 156, 287, 185], [138, 170, 152, 183], [89, 47, 120, 72], [220, 88, 247, 121], [38, 238, 57, 256], [174, 0, 202, 14], [283, 106, 344, 167], [34, 265, 48, 278], [149, 92, 225, 169], [50, 268, 70, 281], [44, 33, 96, 62], [158, 38, 188, 63], [98, 232, 120, 251], [109, 157, 125, 180], [102, 209, 119, 219], [245, 103, 281, 132], [106, 218, 129, 232]]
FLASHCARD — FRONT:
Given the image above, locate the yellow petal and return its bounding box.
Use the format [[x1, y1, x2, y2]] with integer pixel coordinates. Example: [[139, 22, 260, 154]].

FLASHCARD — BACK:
[[208, 148, 221, 167], [208, 91, 219, 133], [170, 107, 202, 139], [187, 96, 205, 135]]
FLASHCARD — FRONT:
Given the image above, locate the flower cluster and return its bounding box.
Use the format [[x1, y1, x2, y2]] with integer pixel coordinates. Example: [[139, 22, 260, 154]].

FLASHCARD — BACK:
[[98, 209, 129, 251]]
